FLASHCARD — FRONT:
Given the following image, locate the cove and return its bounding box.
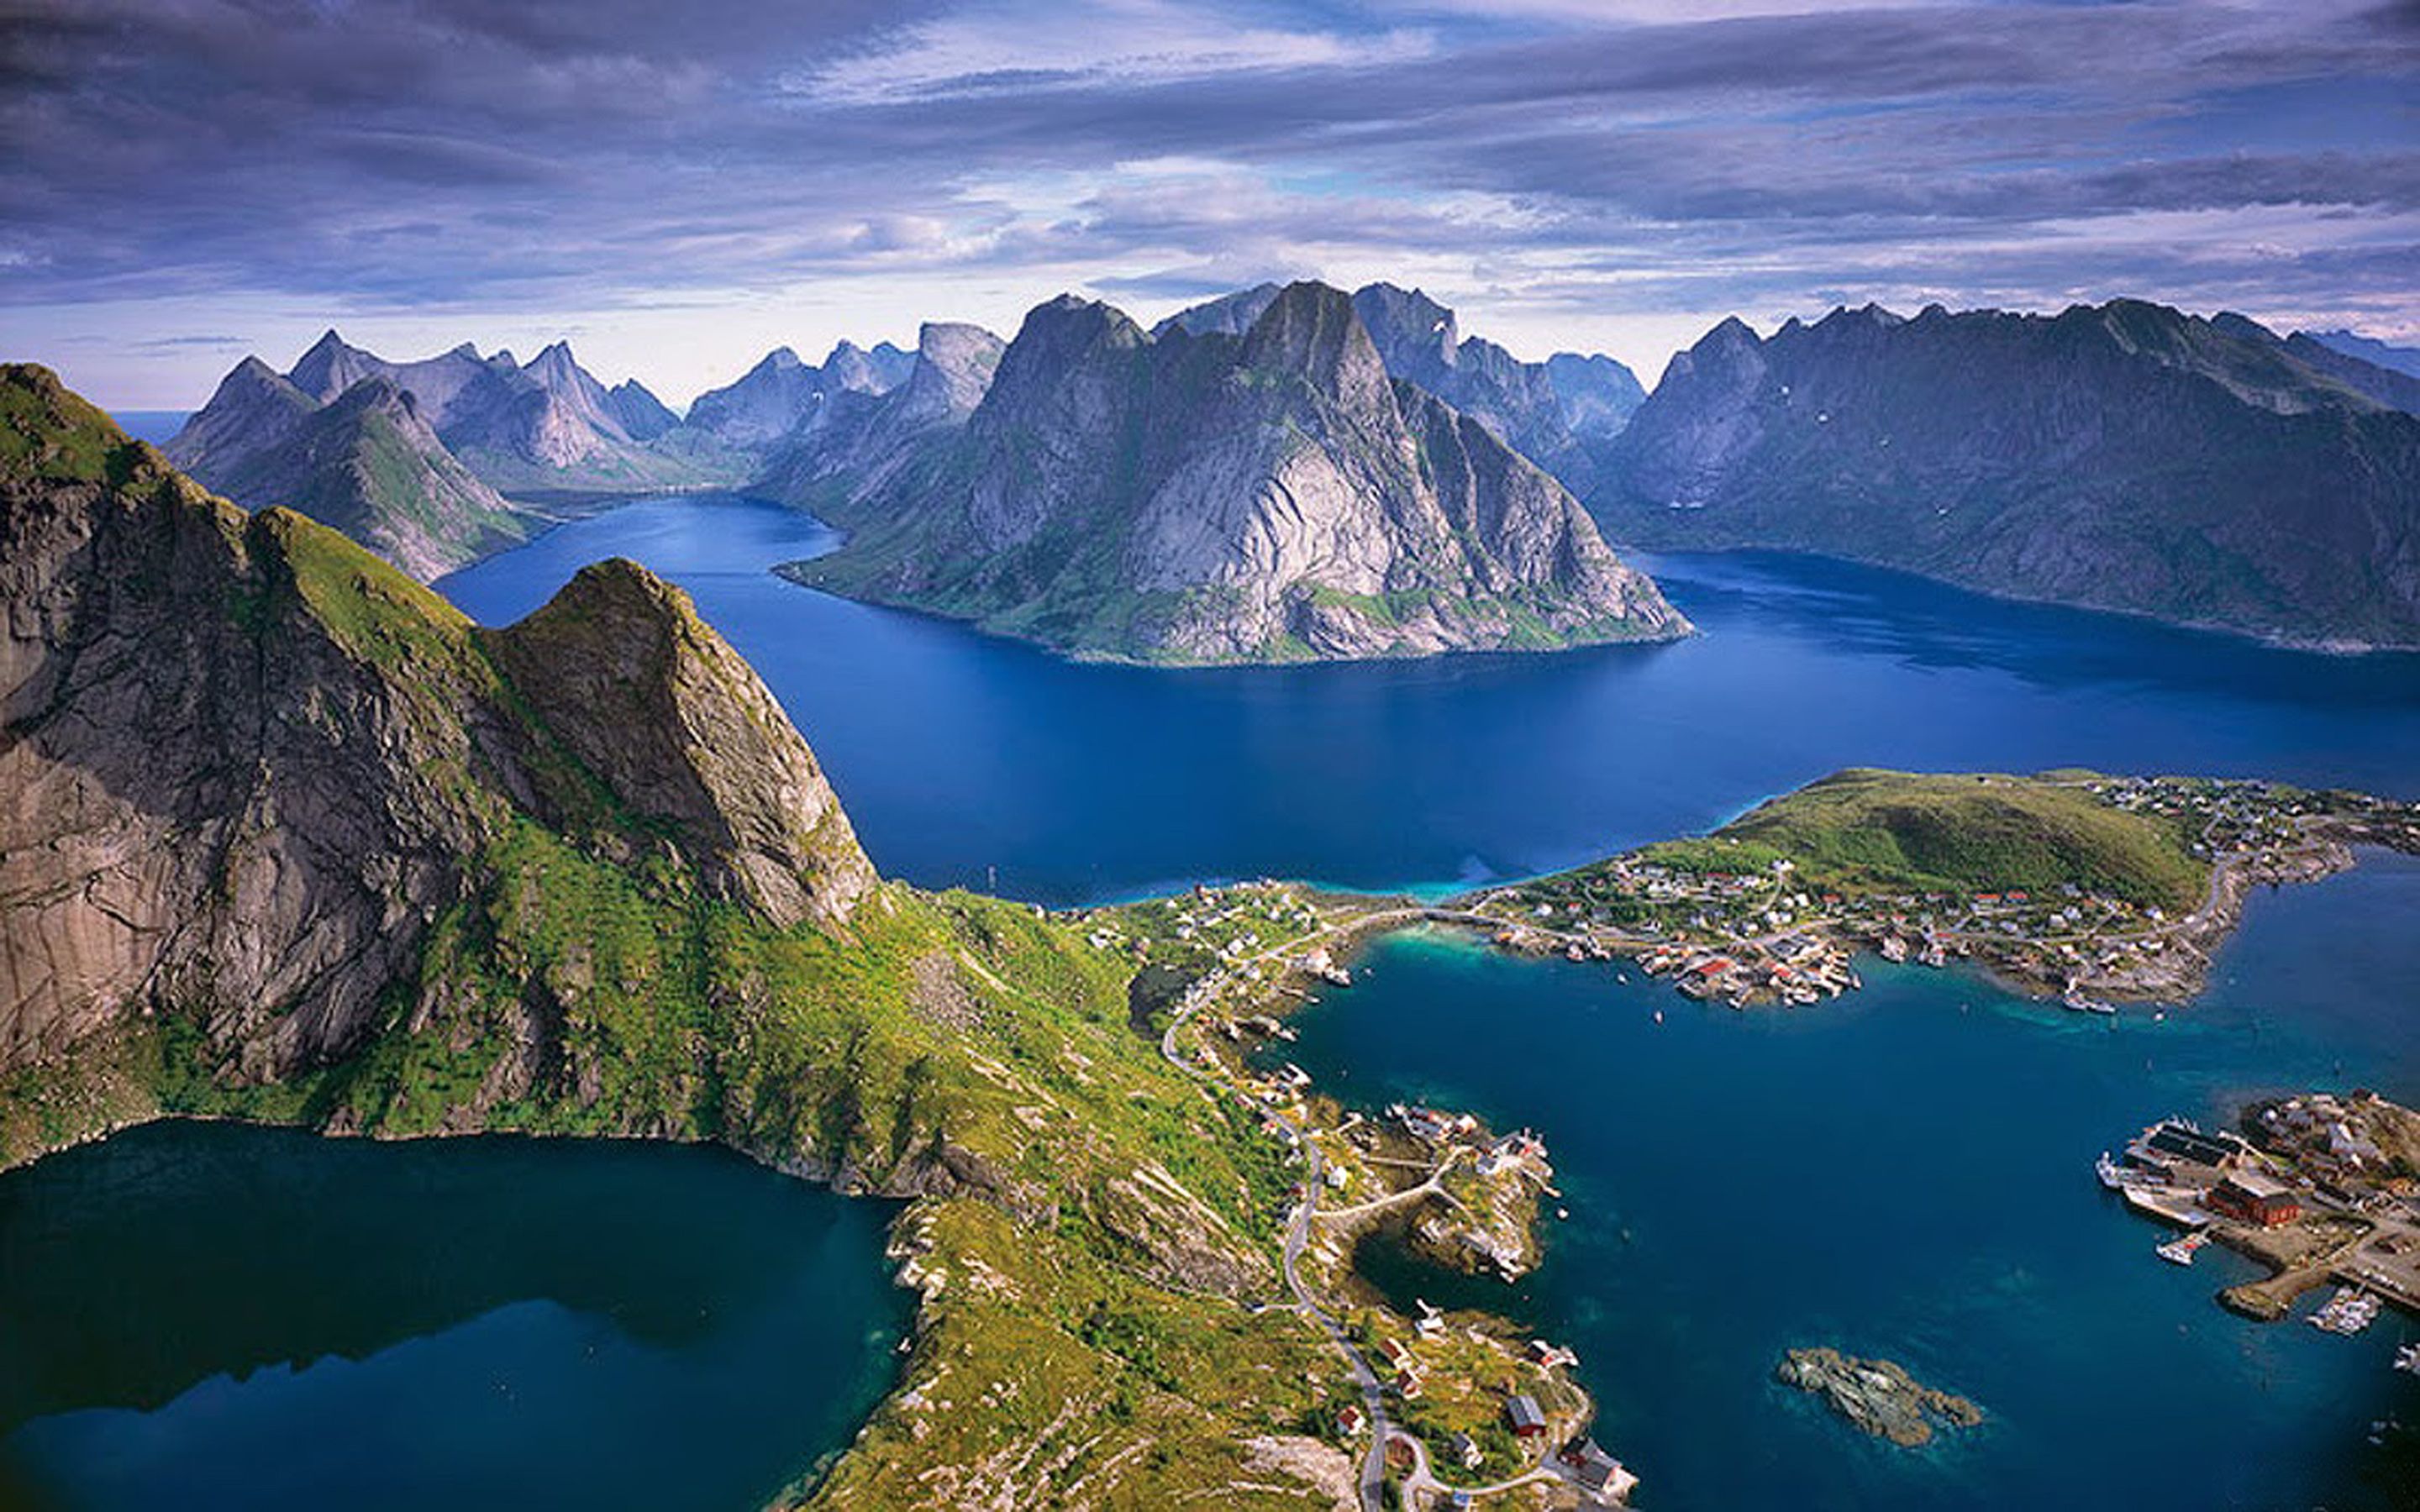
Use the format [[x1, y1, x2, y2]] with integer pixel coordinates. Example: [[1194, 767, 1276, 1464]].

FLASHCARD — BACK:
[[437, 494, 2420, 907], [1273, 849, 2420, 1512], [0, 1123, 910, 1512]]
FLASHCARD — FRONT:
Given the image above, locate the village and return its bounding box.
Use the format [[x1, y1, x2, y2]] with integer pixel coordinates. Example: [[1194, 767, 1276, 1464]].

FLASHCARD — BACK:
[[1465, 775, 2420, 1011], [2098, 1089, 2420, 1361], [1047, 776, 2420, 1507], [1076, 879, 1639, 1508]]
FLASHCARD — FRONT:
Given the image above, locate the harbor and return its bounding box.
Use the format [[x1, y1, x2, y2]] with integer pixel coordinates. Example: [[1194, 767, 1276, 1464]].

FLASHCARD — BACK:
[[2099, 1094, 2420, 1339]]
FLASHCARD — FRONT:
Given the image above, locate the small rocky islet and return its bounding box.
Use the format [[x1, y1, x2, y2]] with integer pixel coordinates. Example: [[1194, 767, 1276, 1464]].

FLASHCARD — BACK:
[[1775, 1347, 1986, 1447]]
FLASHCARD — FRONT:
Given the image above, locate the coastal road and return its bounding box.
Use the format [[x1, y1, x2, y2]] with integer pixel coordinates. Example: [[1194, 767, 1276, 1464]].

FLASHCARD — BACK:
[[1155, 955, 1396, 1512]]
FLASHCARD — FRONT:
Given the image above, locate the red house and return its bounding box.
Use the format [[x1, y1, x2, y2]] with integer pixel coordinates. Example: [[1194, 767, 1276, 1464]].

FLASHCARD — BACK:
[[2207, 1170, 2302, 1227]]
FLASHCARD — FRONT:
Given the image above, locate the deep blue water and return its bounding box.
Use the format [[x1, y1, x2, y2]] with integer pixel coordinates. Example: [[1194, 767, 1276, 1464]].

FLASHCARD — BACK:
[[0, 1126, 910, 1512], [1278, 853, 2420, 1511], [435, 493, 2420, 906]]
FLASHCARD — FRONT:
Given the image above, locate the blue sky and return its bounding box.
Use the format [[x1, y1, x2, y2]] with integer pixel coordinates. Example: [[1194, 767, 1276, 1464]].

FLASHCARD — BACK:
[[2, 0, 2413, 407]]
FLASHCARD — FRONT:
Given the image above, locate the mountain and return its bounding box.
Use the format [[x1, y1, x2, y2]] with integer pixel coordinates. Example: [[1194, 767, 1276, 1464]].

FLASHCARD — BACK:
[[6, 362, 872, 1081], [1591, 300, 2420, 649], [1546, 352, 1649, 436], [185, 331, 744, 498], [0, 363, 1368, 1506], [2307, 328, 2420, 385], [171, 350, 541, 578], [1164, 281, 1648, 490], [605, 378, 679, 441], [682, 340, 908, 449], [181, 375, 529, 579], [755, 321, 1007, 505], [162, 355, 318, 473], [1153, 282, 1284, 339], [778, 281, 1687, 663], [2275, 328, 2420, 415]]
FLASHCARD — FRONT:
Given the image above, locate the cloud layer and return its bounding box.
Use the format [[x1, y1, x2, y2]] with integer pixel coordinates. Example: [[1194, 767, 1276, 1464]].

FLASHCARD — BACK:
[[3, 0, 2412, 403]]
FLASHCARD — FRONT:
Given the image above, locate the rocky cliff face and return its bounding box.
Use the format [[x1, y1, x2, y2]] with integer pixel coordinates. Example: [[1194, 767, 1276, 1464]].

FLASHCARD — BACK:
[[783, 282, 1686, 663], [1595, 300, 2420, 648], [2, 364, 871, 1079], [177, 375, 529, 580], [682, 341, 908, 450], [1162, 282, 1649, 480], [754, 321, 1007, 506]]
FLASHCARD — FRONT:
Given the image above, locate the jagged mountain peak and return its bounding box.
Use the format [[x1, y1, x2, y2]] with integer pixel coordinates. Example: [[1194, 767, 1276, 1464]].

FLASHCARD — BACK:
[[1239, 280, 1392, 412], [3, 370, 877, 1075], [487, 558, 875, 932], [1152, 281, 1286, 339]]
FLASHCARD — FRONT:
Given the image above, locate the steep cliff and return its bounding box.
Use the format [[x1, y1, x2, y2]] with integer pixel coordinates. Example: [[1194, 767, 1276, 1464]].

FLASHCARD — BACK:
[[0, 361, 1449, 1509], [754, 321, 1007, 505], [682, 341, 909, 450], [781, 282, 1686, 663], [1160, 281, 1649, 480], [1593, 300, 2420, 648], [3, 363, 870, 1082]]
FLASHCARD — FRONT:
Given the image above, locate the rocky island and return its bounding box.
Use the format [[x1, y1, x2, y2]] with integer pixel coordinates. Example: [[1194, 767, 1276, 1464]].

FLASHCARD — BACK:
[[1774, 1348, 1984, 1447], [773, 281, 1688, 664]]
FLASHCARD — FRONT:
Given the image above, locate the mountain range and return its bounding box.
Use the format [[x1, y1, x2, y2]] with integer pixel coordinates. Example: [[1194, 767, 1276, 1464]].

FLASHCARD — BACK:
[[1158, 281, 1647, 492], [158, 286, 2420, 652], [1589, 299, 2420, 648], [773, 281, 1688, 663]]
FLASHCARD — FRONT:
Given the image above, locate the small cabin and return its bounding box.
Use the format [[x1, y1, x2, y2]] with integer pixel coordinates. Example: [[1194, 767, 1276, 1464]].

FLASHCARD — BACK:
[[1506, 1394, 1547, 1438]]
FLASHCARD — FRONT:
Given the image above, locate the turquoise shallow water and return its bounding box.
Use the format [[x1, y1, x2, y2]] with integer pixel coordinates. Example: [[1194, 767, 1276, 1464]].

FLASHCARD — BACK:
[[0, 1126, 911, 1512], [1276, 851, 2420, 1512]]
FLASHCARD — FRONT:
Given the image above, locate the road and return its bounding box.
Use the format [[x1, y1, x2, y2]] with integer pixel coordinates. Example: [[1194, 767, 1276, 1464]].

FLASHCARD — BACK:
[[1157, 954, 1397, 1511], [1154, 902, 1608, 1510]]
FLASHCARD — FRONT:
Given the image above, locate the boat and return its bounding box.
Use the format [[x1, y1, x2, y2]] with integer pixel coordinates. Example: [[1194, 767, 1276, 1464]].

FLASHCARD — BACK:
[[2063, 993, 2118, 1016], [2312, 1287, 2383, 1336], [2395, 1342, 2420, 1377], [2156, 1232, 2209, 1265]]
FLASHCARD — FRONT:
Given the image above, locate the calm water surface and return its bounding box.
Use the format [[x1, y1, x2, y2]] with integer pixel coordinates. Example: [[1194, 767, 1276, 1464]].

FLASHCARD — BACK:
[[0, 1126, 908, 1512], [439, 493, 2420, 905], [1281, 853, 2420, 1511]]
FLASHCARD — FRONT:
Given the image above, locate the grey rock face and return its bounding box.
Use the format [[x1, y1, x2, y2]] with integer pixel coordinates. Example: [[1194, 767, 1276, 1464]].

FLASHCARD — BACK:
[[1, 365, 874, 1075], [1595, 299, 2420, 648], [753, 321, 1007, 505], [784, 281, 1687, 663], [184, 332, 738, 498]]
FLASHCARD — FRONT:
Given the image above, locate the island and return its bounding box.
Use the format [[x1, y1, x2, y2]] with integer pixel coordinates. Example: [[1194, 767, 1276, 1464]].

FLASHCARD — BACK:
[[1773, 1347, 1985, 1447], [1458, 768, 2420, 1009]]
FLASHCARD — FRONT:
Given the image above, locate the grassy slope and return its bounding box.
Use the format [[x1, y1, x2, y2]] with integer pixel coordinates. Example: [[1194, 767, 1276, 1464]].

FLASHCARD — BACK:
[[1645, 768, 2207, 910], [0, 369, 1337, 1507]]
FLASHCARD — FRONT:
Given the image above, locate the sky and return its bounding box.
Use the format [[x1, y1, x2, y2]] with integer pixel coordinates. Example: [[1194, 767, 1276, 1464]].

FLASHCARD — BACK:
[[1, 0, 2414, 408]]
